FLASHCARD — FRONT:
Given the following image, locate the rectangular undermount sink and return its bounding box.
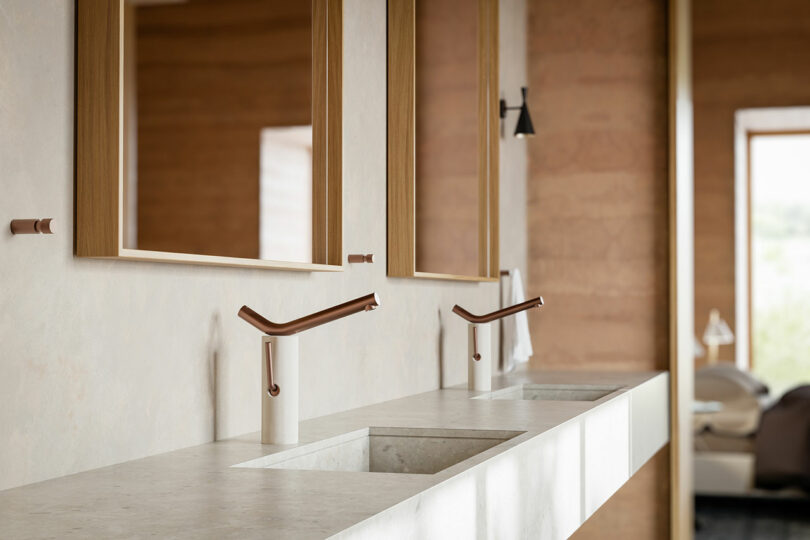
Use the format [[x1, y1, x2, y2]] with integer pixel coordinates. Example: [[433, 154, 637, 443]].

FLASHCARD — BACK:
[[233, 427, 524, 475], [473, 384, 624, 402]]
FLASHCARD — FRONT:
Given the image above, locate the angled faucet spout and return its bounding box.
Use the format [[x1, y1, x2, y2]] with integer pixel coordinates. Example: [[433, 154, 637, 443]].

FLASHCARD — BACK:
[[238, 293, 380, 336], [452, 296, 543, 324]]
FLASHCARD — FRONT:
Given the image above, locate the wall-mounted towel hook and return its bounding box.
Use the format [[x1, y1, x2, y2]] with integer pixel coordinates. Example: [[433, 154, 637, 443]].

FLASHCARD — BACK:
[[10, 219, 55, 235], [499, 269, 511, 277], [348, 253, 375, 263]]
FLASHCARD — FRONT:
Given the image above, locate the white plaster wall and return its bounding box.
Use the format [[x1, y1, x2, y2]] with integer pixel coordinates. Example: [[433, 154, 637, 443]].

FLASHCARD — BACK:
[[0, 0, 527, 491], [498, 0, 529, 365], [499, 0, 528, 280]]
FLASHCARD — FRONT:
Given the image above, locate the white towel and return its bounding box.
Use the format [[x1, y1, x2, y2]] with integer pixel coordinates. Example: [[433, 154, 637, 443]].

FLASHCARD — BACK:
[[502, 268, 534, 372]]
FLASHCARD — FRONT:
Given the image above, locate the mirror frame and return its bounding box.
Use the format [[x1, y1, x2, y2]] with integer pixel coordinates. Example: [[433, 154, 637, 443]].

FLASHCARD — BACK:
[[76, 0, 343, 271], [387, 0, 499, 282]]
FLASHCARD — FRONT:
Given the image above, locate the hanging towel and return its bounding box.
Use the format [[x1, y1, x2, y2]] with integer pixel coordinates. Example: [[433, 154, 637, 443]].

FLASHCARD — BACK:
[[502, 268, 534, 372]]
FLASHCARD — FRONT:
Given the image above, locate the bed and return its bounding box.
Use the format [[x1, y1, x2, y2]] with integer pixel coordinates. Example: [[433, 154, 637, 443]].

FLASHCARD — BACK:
[[693, 365, 809, 497]]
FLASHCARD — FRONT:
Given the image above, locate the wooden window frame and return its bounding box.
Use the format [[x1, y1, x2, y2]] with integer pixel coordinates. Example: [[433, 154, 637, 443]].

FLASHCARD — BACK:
[[386, 0, 499, 283], [75, 0, 343, 271]]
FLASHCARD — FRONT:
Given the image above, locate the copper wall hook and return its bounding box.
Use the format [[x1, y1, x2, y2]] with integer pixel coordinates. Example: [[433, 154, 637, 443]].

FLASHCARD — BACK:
[[453, 296, 544, 324], [348, 254, 375, 263], [265, 341, 280, 397], [10, 218, 55, 235]]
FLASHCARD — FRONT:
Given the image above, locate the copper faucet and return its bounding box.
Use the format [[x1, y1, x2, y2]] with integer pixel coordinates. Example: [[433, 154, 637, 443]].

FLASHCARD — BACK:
[[453, 297, 543, 363], [239, 293, 380, 397], [452, 296, 544, 324], [239, 293, 380, 336]]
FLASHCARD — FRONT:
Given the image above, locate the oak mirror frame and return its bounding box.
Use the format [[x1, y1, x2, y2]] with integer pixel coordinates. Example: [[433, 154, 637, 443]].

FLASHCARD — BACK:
[[387, 0, 499, 282], [75, 0, 343, 271]]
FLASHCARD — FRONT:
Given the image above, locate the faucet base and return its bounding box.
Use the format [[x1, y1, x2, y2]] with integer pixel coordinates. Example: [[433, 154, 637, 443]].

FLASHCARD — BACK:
[[467, 323, 492, 392], [261, 335, 299, 444]]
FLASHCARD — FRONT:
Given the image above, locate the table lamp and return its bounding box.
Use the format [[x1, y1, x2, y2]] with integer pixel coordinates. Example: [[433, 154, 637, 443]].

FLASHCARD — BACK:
[[702, 309, 734, 365]]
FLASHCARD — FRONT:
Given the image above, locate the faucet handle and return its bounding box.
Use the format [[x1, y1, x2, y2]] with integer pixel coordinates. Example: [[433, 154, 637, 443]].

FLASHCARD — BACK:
[[472, 326, 481, 362], [265, 341, 280, 397]]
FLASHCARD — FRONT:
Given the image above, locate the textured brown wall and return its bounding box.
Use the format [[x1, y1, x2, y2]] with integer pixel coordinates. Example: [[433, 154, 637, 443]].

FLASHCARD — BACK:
[[527, 0, 669, 372], [575, 448, 671, 539], [693, 0, 810, 367], [135, 0, 311, 258], [527, 0, 670, 537]]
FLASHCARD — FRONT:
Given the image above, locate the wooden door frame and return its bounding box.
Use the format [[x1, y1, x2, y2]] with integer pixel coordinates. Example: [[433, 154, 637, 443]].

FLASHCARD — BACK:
[[668, 0, 694, 538]]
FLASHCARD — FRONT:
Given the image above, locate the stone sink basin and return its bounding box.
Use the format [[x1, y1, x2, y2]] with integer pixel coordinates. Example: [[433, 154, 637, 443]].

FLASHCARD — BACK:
[[473, 383, 624, 402], [233, 427, 524, 475]]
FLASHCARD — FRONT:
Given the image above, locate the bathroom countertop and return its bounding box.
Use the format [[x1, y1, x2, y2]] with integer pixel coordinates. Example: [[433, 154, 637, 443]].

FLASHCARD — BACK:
[[0, 370, 669, 539]]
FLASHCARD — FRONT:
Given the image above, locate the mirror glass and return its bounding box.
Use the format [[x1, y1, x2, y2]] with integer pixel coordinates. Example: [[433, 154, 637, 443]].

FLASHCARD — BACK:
[[414, 0, 481, 276], [122, 0, 317, 263]]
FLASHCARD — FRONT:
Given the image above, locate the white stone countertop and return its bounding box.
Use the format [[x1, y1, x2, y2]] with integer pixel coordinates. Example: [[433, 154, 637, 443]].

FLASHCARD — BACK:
[[0, 370, 668, 539]]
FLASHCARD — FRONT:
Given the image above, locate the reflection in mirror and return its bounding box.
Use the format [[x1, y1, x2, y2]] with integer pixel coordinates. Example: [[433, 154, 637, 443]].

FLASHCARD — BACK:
[[414, 0, 480, 276], [260, 126, 313, 261], [123, 0, 317, 263]]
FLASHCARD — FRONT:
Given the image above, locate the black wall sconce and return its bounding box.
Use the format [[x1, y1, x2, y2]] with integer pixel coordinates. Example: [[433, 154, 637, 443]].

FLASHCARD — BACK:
[[499, 87, 535, 138]]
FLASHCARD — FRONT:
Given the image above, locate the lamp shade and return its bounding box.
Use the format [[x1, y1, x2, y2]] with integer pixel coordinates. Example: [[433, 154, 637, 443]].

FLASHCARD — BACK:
[[514, 87, 535, 138], [694, 336, 706, 358], [703, 309, 734, 346]]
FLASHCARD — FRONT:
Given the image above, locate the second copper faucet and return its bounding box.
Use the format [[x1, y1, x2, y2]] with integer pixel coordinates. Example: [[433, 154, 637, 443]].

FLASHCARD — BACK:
[[452, 296, 544, 324]]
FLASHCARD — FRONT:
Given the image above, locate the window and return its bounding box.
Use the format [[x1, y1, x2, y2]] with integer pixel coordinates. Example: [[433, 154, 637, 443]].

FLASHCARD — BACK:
[[749, 133, 810, 395]]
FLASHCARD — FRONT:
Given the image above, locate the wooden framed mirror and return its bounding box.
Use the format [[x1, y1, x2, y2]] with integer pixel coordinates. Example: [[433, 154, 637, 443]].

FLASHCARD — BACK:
[[76, 0, 343, 271], [387, 0, 499, 282]]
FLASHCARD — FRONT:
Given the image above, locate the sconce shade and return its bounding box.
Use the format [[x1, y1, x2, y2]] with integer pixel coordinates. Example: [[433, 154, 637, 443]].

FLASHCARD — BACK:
[[703, 309, 734, 346], [694, 336, 706, 358], [514, 103, 535, 138], [514, 86, 534, 138], [501, 86, 535, 138]]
